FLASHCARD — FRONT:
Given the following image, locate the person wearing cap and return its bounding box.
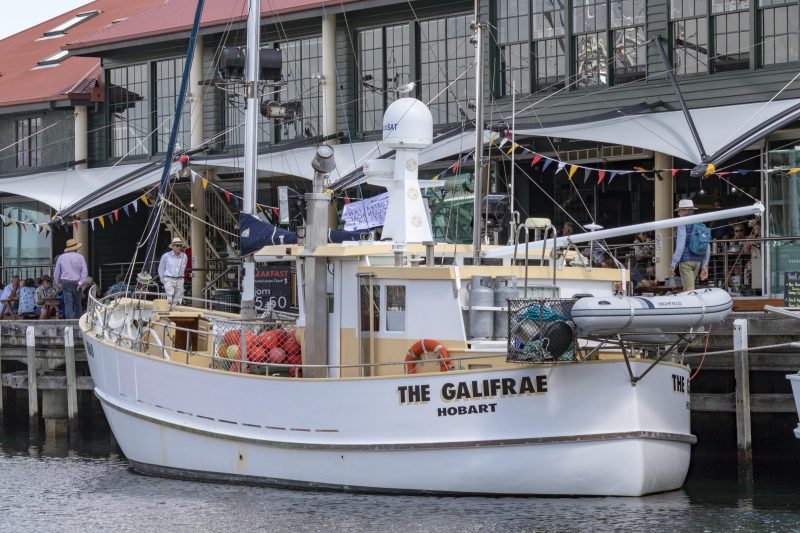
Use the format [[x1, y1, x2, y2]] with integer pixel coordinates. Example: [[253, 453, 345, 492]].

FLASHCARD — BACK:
[[53, 238, 88, 319], [669, 199, 710, 291], [158, 237, 188, 305], [36, 275, 58, 319]]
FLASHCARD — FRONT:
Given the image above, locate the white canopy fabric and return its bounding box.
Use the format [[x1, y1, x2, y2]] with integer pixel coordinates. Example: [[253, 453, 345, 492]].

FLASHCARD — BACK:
[[0, 164, 148, 211], [515, 99, 800, 164]]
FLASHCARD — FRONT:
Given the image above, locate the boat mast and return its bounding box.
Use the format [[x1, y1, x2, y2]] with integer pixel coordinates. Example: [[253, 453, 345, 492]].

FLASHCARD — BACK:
[[471, 0, 486, 265], [240, 0, 261, 317]]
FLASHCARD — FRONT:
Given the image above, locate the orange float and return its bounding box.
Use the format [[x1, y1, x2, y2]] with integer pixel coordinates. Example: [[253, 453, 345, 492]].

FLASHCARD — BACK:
[[404, 339, 452, 374]]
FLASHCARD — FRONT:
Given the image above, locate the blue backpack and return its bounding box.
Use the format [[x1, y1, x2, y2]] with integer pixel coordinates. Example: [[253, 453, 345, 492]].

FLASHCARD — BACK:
[[687, 223, 711, 256]]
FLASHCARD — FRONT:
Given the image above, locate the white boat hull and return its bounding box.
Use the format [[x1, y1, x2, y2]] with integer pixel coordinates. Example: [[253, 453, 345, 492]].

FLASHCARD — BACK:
[[83, 321, 693, 496], [788, 374, 800, 439]]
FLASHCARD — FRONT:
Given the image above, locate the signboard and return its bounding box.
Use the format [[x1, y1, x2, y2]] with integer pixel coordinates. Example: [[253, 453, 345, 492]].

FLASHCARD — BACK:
[[255, 265, 291, 311], [341, 192, 389, 231], [785, 271, 800, 307]]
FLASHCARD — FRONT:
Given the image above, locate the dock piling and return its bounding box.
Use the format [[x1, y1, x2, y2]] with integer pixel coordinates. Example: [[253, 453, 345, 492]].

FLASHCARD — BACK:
[[64, 327, 78, 433], [26, 326, 38, 434], [733, 318, 753, 483]]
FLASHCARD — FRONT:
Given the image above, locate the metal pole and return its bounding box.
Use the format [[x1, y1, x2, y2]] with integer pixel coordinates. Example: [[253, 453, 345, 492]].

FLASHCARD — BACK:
[[733, 318, 753, 484], [509, 81, 516, 245], [26, 326, 38, 434], [240, 0, 261, 318], [64, 326, 78, 433], [471, 18, 485, 265]]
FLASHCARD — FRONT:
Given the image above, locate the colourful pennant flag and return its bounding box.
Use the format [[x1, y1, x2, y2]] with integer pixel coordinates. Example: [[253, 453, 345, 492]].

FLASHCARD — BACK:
[[132, 200, 138, 213], [671, 168, 680, 177], [450, 160, 460, 173], [202, 178, 209, 190], [98, 216, 105, 229], [567, 165, 578, 180], [90, 219, 95, 231], [140, 195, 149, 206], [224, 190, 231, 202], [123, 204, 130, 217], [506, 143, 519, 155], [556, 161, 566, 174], [608, 171, 619, 185], [114, 209, 120, 221], [788, 168, 800, 175], [530, 154, 542, 167], [737, 169, 749, 175], [73, 221, 79, 232], [541, 158, 553, 172], [704, 163, 716, 176], [583, 167, 592, 184], [634, 166, 647, 173], [597, 169, 606, 185]]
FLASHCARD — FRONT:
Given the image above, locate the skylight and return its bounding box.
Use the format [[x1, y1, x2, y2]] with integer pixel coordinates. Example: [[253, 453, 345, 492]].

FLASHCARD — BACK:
[[37, 50, 69, 67], [42, 10, 101, 38]]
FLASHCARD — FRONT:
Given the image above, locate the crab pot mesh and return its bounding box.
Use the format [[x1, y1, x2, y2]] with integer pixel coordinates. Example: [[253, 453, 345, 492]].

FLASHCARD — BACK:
[[210, 318, 303, 377], [507, 298, 577, 363]]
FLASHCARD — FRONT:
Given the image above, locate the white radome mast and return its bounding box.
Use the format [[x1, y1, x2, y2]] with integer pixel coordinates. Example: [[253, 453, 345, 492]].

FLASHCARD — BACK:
[[365, 98, 436, 244]]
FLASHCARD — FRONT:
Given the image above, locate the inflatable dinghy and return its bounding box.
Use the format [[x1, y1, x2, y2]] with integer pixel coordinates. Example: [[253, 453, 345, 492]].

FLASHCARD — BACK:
[[571, 288, 732, 338]]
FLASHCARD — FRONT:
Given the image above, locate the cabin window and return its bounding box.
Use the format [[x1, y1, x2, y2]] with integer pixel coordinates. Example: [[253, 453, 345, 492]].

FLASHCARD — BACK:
[[611, 0, 647, 83], [532, 0, 567, 91], [359, 280, 380, 332], [496, 0, 531, 95], [385, 285, 406, 331], [108, 64, 150, 157], [712, 0, 750, 72], [573, 0, 609, 87], [419, 14, 475, 124], [154, 58, 190, 153], [760, 1, 799, 65], [670, 1, 709, 75]]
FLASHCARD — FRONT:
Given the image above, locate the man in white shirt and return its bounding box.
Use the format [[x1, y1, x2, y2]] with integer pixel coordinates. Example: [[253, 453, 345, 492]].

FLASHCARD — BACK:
[[158, 237, 188, 305]]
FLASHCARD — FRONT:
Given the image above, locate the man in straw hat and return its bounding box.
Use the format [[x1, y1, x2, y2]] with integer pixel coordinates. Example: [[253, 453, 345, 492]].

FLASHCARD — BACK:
[[669, 199, 710, 291], [158, 237, 188, 305], [54, 238, 88, 319]]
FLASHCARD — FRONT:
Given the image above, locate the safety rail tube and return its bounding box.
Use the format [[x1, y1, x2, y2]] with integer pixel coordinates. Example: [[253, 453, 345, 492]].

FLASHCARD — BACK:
[[514, 224, 530, 297]]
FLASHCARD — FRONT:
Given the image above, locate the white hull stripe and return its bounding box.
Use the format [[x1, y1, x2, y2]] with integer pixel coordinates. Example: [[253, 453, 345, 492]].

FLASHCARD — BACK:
[[97, 391, 697, 450]]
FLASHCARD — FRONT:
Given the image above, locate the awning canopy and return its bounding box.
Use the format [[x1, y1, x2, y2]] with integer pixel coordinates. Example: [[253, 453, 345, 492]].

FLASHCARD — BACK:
[[0, 164, 149, 211], [514, 99, 800, 164]]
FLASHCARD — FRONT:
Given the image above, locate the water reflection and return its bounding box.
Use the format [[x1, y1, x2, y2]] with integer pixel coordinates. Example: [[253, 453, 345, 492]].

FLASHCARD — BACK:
[[2, 421, 800, 532]]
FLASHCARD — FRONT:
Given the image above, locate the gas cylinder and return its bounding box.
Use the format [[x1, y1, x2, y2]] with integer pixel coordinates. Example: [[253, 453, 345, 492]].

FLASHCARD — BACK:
[[493, 276, 519, 339], [468, 275, 494, 339]]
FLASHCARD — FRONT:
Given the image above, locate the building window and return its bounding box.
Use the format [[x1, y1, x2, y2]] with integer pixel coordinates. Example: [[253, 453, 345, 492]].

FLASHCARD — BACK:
[[2, 201, 51, 266], [279, 36, 322, 141], [533, 1, 567, 90], [385, 285, 406, 331], [611, 0, 646, 83], [574, 1, 608, 87], [760, 0, 799, 65], [15, 117, 42, 168], [420, 14, 475, 124], [496, 0, 530, 95], [154, 58, 190, 153], [357, 24, 411, 132], [671, 0, 709, 75], [712, 0, 750, 72], [108, 64, 150, 157]]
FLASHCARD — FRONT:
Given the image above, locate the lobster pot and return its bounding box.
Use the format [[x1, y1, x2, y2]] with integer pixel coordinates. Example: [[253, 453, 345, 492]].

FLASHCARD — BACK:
[[493, 276, 518, 339], [468, 275, 494, 339], [507, 298, 577, 363]]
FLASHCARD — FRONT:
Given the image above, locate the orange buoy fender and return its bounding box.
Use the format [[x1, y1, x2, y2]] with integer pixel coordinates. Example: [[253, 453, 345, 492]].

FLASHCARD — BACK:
[[404, 339, 452, 374]]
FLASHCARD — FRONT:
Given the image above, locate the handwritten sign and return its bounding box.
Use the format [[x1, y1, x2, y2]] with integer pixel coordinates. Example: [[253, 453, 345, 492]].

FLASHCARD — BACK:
[[255, 265, 291, 311], [341, 192, 389, 231], [785, 271, 800, 307]]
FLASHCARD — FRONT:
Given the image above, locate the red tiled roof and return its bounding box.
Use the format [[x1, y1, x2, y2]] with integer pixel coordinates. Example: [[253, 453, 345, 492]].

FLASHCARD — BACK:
[[0, 0, 166, 107], [66, 0, 358, 52]]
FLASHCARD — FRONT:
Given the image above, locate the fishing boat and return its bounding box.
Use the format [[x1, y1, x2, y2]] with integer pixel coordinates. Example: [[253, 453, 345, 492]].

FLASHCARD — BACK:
[[79, 0, 764, 496]]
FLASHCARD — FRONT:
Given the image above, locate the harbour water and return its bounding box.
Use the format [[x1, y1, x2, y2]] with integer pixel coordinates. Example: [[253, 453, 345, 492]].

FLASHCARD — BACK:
[[2, 417, 799, 532]]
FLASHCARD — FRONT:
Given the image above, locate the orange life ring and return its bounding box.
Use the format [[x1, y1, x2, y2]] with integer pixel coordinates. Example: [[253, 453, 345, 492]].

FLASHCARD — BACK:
[[404, 339, 452, 374]]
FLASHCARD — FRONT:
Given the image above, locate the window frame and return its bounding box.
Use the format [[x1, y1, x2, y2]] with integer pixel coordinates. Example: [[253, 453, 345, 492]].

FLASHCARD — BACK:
[[15, 117, 42, 168]]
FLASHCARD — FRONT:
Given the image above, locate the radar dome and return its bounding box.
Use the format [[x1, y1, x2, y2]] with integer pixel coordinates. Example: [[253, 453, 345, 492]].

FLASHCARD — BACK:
[[382, 98, 433, 149]]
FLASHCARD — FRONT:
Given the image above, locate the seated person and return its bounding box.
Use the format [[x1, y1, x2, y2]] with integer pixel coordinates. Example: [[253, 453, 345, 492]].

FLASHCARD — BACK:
[[633, 231, 654, 257], [742, 221, 761, 255], [106, 274, 130, 296], [17, 278, 37, 317], [630, 261, 656, 290], [0, 276, 20, 319], [35, 275, 59, 320]]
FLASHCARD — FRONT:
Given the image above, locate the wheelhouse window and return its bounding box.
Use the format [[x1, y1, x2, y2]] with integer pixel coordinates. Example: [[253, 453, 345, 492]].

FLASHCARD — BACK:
[[108, 64, 150, 157], [496, 0, 530, 95], [420, 14, 475, 124], [385, 285, 406, 331], [760, 0, 799, 65], [611, 0, 646, 83], [670, 0, 709, 75], [357, 24, 411, 132], [278, 36, 322, 141], [573, 0, 608, 87], [15, 117, 42, 168]]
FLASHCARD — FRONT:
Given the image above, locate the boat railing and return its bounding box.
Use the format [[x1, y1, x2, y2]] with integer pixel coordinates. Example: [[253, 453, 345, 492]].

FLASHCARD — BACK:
[[86, 289, 508, 378]]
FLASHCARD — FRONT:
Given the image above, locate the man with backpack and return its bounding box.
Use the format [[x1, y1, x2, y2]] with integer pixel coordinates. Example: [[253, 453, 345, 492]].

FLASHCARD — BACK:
[[669, 199, 711, 291]]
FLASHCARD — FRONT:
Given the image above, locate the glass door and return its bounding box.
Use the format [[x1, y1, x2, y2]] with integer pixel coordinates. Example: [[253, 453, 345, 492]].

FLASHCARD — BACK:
[[766, 144, 800, 296]]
